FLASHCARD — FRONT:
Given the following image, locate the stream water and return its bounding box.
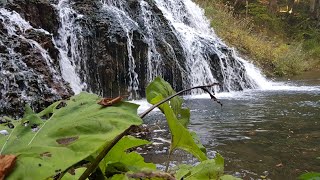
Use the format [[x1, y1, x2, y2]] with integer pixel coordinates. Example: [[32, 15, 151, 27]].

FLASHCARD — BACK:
[[138, 71, 320, 179]]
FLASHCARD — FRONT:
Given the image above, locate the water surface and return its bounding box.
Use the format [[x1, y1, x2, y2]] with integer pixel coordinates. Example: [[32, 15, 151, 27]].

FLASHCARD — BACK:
[[141, 71, 320, 179]]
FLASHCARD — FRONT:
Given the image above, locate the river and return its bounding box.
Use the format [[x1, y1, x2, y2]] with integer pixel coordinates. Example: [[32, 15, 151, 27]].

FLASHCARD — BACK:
[[137, 70, 320, 179]]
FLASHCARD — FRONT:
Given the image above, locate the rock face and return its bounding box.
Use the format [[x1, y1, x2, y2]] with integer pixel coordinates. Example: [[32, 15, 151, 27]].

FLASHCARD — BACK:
[[0, 3, 72, 118], [64, 0, 256, 98], [0, 0, 257, 117], [59, 0, 188, 98], [7, 0, 59, 35]]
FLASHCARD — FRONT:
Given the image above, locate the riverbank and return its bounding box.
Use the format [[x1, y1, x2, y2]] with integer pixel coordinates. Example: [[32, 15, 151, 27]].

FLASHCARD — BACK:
[[195, 0, 320, 77]]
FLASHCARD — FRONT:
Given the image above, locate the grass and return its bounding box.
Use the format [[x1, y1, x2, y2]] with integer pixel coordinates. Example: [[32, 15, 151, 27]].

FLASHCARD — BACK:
[[195, 0, 317, 76]]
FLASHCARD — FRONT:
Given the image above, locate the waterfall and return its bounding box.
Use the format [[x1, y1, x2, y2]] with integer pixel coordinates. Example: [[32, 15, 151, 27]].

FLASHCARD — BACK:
[[152, 0, 260, 92], [0, 7, 72, 117], [54, 0, 87, 94], [1, 0, 270, 104], [95, 0, 262, 95], [0, 9, 59, 80], [0, 8, 61, 95], [101, 0, 140, 98]]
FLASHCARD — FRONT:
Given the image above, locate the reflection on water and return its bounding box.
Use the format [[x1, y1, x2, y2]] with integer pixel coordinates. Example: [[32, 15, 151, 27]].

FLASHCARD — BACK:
[[141, 74, 320, 179]]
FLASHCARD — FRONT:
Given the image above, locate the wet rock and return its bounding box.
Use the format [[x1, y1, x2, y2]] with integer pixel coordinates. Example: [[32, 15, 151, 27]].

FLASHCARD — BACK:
[[68, 0, 186, 98], [6, 0, 59, 35], [0, 8, 72, 118]]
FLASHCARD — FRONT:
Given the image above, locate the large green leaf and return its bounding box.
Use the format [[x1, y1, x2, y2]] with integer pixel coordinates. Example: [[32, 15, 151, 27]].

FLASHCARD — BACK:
[[0, 92, 142, 180], [100, 136, 156, 175], [146, 77, 207, 161], [175, 154, 224, 180]]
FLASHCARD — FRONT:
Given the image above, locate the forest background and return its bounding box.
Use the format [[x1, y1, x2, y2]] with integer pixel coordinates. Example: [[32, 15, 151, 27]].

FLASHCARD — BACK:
[[196, 0, 320, 77]]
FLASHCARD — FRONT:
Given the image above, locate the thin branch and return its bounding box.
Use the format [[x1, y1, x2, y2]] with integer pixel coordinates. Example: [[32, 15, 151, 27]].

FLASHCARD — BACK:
[[78, 83, 221, 180], [139, 83, 221, 118]]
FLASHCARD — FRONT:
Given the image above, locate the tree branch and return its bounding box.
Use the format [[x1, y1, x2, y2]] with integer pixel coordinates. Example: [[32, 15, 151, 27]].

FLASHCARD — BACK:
[[139, 83, 221, 118]]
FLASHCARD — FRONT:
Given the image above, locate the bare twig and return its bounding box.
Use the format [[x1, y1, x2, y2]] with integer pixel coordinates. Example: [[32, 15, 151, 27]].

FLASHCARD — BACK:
[[140, 83, 221, 119]]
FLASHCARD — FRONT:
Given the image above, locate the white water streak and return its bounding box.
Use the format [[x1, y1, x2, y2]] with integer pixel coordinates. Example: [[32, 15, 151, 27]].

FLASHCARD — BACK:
[[55, 0, 86, 94]]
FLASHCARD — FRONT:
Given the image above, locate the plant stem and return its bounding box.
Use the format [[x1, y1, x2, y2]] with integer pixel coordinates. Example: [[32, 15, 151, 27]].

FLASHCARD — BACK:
[[78, 83, 220, 180], [78, 125, 134, 180], [165, 151, 172, 172]]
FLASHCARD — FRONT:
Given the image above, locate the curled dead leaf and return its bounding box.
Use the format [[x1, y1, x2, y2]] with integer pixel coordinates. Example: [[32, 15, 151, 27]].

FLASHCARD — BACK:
[[0, 155, 17, 180], [276, 163, 283, 167], [97, 96, 127, 107]]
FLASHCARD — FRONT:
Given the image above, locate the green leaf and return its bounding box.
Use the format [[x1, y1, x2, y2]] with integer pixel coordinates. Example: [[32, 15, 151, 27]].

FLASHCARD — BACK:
[[190, 132, 206, 153], [174, 164, 192, 180], [146, 77, 207, 161], [175, 154, 225, 180], [105, 162, 130, 178], [299, 172, 320, 180], [0, 92, 142, 180], [146, 77, 190, 127], [100, 136, 156, 174], [110, 174, 129, 180]]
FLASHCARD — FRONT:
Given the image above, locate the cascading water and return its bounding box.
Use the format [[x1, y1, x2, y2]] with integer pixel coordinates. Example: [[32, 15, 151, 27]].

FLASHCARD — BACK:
[[100, 0, 141, 98], [95, 0, 261, 95], [0, 0, 274, 118], [0, 7, 71, 117], [54, 0, 87, 94], [152, 0, 260, 92], [0, 9, 60, 81]]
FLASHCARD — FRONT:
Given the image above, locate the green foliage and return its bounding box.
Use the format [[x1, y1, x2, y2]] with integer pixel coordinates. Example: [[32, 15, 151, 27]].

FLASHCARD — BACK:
[[195, 0, 318, 76], [0, 92, 142, 179], [1, 78, 240, 180], [146, 77, 207, 161], [99, 135, 156, 176], [146, 76, 190, 127], [299, 172, 320, 180], [175, 154, 241, 180]]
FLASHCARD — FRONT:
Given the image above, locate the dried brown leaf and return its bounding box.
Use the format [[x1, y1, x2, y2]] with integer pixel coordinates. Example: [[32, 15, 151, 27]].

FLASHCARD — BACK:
[[0, 155, 17, 180], [97, 96, 125, 107]]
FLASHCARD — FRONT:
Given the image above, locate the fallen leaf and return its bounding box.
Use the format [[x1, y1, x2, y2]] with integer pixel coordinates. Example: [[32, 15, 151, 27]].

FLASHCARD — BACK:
[[0, 155, 17, 180], [276, 163, 283, 167], [97, 96, 126, 107]]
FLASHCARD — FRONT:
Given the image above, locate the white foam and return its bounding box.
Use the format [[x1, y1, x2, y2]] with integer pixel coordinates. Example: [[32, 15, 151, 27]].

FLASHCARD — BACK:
[[130, 99, 160, 114]]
